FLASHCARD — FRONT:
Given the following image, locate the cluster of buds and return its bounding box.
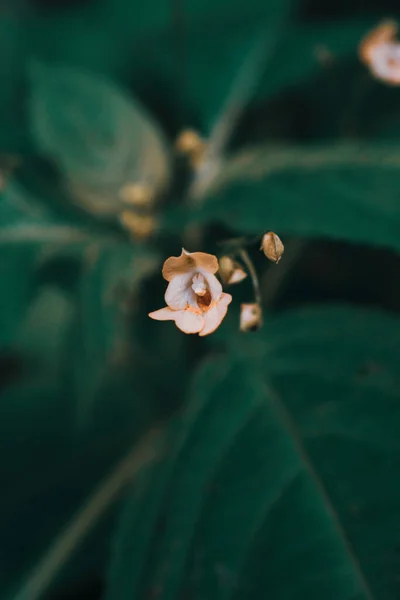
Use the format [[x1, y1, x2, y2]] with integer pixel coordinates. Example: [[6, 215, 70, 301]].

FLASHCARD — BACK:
[[119, 182, 157, 240], [149, 232, 284, 336]]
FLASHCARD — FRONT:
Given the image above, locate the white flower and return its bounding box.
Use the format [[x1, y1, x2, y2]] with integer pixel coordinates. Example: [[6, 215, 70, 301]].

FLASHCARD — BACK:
[[360, 20, 400, 85], [149, 249, 232, 336]]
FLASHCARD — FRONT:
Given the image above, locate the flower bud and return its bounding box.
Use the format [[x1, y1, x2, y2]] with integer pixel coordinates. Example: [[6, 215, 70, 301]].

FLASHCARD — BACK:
[[120, 211, 157, 240], [260, 232, 284, 263], [120, 183, 154, 207], [175, 129, 206, 168], [219, 256, 247, 285], [240, 303, 263, 332]]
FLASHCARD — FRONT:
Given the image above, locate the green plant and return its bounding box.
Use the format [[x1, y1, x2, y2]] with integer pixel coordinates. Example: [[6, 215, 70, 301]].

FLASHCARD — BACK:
[[1, 1, 400, 599]]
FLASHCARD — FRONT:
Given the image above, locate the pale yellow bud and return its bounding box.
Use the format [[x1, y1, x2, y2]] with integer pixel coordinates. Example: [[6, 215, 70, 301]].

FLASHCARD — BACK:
[[175, 129, 207, 168], [260, 232, 284, 263], [219, 256, 247, 285], [119, 183, 154, 207], [120, 211, 157, 240], [240, 303, 263, 332]]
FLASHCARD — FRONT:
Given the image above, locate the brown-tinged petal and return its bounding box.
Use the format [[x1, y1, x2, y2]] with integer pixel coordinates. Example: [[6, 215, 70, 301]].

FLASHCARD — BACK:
[[240, 303, 262, 332], [174, 310, 204, 334], [164, 273, 195, 309], [162, 249, 195, 281], [162, 249, 219, 280], [148, 307, 176, 321], [190, 252, 219, 274], [199, 293, 232, 337]]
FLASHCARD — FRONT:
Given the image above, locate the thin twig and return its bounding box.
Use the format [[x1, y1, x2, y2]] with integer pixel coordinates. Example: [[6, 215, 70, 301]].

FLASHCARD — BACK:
[[188, 26, 284, 202], [239, 248, 262, 305], [13, 427, 164, 600]]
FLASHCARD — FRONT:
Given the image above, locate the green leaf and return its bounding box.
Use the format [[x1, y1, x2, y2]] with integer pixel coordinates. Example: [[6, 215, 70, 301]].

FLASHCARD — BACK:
[[0, 180, 161, 597], [0, 181, 114, 343], [68, 240, 160, 424], [29, 63, 171, 217], [107, 305, 400, 600], [93, 0, 296, 130], [256, 19, 374, 101], [167, 142, 400, 253], [27, 11, 133, 83], [0, 7, 29, 153]]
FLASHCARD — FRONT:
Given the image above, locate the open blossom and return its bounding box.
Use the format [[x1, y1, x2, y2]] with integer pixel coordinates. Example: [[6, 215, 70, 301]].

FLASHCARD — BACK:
[[359, 20, 400, 85], [149, 249, 232, 336]]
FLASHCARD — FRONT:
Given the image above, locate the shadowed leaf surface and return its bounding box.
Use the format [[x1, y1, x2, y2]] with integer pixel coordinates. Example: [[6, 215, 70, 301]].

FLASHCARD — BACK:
[[106, 305, 400, 600], [29, 64, 171, 217], [164, 143, 400, 253]]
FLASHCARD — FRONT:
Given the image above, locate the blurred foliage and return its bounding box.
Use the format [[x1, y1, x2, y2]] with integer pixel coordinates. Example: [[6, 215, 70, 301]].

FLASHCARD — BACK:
[[1, 0, 400, 599]]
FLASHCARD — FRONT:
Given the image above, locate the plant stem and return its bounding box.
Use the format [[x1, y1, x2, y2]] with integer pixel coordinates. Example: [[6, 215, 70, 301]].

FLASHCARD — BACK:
[[239, 248, 262, 305], [13, 427, 164, 600]]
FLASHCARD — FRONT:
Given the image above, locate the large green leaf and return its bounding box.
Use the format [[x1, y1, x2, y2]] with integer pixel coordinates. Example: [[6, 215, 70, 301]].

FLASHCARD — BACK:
[[0, 4, 29, 153], [28, 63, 171, 218], [0, 181, 162, 598], [75, 0, 296, 131], [106, 305, 400, 600], [25, 6, 371, 140], [165, 142, 400, 254], [67, 240, 160, 425], [255, 18, 378, 102]]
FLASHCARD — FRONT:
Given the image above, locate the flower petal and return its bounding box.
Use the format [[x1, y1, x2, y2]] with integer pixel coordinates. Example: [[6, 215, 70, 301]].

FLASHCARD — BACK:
[[201, 271, 223, 301], [359, 20, 397, 64], [219, 256, 247, 285], [162, 249, 218, 280], [199, 293, 232, 336], [165, 273, 195, 309], [174, 310, 204, 334], [148, 307, 176, 321], [162, 249, 195, 281], [190, 252, 219, 274]]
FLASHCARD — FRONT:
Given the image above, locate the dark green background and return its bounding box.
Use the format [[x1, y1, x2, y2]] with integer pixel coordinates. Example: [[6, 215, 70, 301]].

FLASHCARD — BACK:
[[1, 0, 400, 599]]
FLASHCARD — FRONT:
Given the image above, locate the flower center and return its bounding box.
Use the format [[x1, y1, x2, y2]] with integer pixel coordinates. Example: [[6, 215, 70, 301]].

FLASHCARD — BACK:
[[191, 273, 207, 296], [191, 273, 212, 311]]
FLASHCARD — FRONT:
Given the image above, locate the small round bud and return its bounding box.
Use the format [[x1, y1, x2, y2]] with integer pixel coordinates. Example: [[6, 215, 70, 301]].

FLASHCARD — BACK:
[[240, 303, 263, 332], [260, 232, 284, 263], [175, 129, 207, 168], [120, 211, 157, 240], [219, 256, 247, 285], [119, 183, 154, 207]]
